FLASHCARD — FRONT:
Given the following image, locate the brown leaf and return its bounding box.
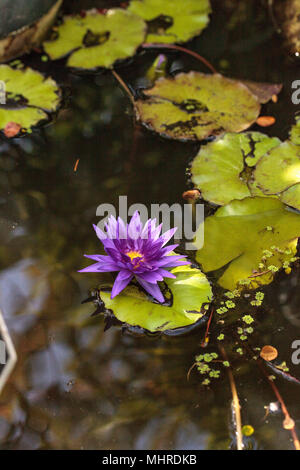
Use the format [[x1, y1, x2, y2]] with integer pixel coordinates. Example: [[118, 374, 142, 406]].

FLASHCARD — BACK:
[[260, 345, 278, 361], [4, 122, 21, 138], [256, 116, 276, 127]]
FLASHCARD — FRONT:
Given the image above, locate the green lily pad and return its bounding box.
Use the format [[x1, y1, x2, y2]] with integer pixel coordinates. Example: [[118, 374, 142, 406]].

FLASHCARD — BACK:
[[195, 197, 300, 290], [135, 72, 261, 141], [43, 8, 146, 70], [0, 65, 61, 134], [191, 132, 281, 205], [128, 0, 211, 44], [254, 119, 300, 210], [97, 265, 212, 333]]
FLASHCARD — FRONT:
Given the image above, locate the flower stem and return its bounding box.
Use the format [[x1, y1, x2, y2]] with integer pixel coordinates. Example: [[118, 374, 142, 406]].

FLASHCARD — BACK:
[[111, 69, 135, 105], [219, 345, 244, 450], [142, 43, 217, 74]]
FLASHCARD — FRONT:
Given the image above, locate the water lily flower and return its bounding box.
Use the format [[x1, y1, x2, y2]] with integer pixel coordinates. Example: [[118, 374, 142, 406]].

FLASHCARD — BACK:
[[79, 211, 190, 303]]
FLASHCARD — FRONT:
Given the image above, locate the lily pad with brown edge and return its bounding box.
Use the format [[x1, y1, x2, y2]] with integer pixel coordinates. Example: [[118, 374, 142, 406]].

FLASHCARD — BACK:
[[93, 265, 212, 333], [195, 197, 300, 291], [128, 0, 211, 44], [254, 118, 300, 210], [0, 65, 61, 135], [240, 80, 282, 104], [135, 72, 262, 142], [43, 8, 146, 70], [190, 132, 281, 205]]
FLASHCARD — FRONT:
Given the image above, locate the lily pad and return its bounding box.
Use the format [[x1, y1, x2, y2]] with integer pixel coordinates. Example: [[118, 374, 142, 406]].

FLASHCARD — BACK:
[[97, 265, 212, 333], [191, 132, 281, 205], [128, 0, 211, 44], [135, 72, 261, 141], [195, 197, 300, 290], [0, 65, 61, 134], [254, 119, 300, 210], [43, 8, 146, 70]]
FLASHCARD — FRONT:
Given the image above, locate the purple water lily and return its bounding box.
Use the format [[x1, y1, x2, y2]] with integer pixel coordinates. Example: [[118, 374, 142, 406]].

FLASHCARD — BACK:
[[79, 211, 190, 303]]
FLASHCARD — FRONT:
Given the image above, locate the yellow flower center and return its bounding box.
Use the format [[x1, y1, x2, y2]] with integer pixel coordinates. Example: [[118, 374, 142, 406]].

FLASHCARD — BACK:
[[126, 250, 143, 261]]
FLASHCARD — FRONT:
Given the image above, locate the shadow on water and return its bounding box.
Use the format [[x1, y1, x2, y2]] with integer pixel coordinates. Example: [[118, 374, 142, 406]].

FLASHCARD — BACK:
[[0, 0, 299, 449]]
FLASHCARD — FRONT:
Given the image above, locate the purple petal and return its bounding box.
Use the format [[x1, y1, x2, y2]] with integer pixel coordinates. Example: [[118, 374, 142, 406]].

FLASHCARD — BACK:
[[136, 277, 165, 303], [105, 215, 117, 239], [117, 217, 127, 240], [84, 254, 112, 262], [160, 227, 177, 246], [93, 224, 107, 240], [137, 271, 164, 283], [156, 268, 176, 279], [155, 255, 190, 268], [128, 211, 142, 239], [160, 244, 179, 255], [111, 271, 133, 298]]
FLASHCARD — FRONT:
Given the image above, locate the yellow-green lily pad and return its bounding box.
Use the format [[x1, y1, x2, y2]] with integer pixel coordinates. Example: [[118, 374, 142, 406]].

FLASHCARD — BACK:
[[195, 197, 300, 290], [191, 132, 281, 205], [254, 119, 300, 210], [97, 265, 212, 333], [128, 0, 211, 44], [0, 64, 61, 134], [135, 72, 261, 141], [43, 8, 146, 70]]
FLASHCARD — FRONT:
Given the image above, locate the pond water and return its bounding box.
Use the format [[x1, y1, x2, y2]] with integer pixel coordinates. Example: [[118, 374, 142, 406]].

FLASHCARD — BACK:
[[0, 0, 299, 450]]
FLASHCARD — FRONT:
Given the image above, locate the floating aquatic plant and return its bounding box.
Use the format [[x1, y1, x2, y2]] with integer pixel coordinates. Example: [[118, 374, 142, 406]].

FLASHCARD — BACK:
[[95, 264, 212, 333], [43, 8, 146, 70], [0, 64, 61, 135], [135, 72, 265, 141], [79, 211, 190, 303], [195, 197, 300, 290], [254, 118, 300, 210], [191, 119, 300, 209], [128, 0, 211, 44], [190, 131, 281, 205]]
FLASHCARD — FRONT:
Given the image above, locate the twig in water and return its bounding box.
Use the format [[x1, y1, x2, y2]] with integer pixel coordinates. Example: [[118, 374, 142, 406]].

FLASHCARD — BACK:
[[219, 346, 244, 450], [200, 307, 214, 348]]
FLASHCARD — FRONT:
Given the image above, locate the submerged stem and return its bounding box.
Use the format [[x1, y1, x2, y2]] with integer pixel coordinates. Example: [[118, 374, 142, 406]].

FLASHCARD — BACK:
[[111, 69, 135, 105], [257, 357, 300, 450], [242, 341, 300, 451], [142, 43, 217, 74], [219, 346, 244, 450]]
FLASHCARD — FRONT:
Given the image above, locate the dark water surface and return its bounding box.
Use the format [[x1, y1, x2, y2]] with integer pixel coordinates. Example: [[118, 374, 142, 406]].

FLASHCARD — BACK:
[[0, 0, 299, 449]]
